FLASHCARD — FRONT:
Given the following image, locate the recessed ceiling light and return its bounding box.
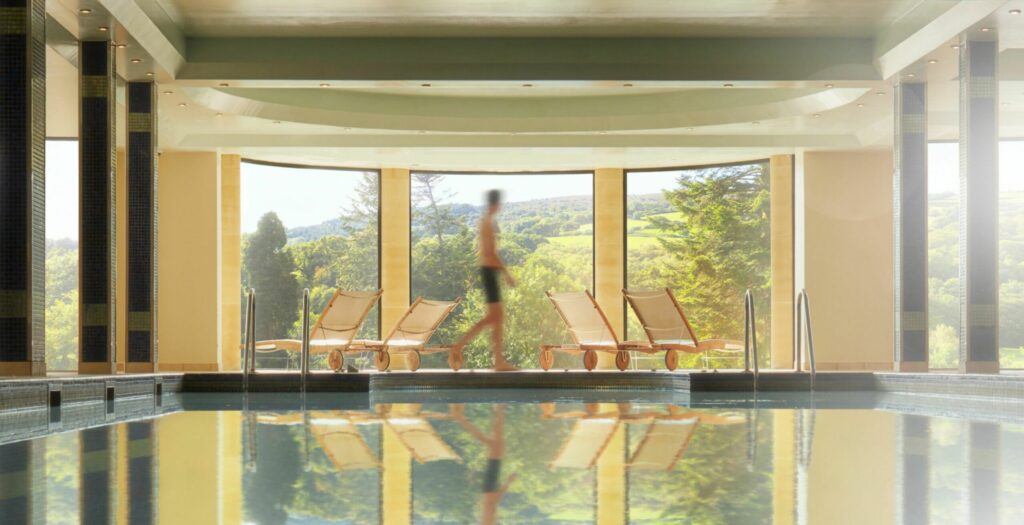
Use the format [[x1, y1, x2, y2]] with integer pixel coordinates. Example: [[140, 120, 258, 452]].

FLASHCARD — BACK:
[[928, 59, 938, 64], [857, 103, 865, 108], [522, 83, 533, 87], [145, 72, 154, 77], [215, 113, 223, 117], [130, 58, 142, 64], [115, 43, 126, 49], [752, 121, 760, 125], [273, 120, 281, 124], [825, 83, 834, 88], [723, 83, 734, 87], [906, 73, 916, 78], [623, 83, 633, 87], [98, 26, 108, 32], [319, 83, 330, 88], [598, 130, 607, 134], [1011, 9, 1022, 15], [218, 83, 229, 87], [80, 8, 92, 14], [178, 103, 186, 108], [980, 27, 991, 32], [951, 44, 961, 49], [420, 83, 431, 87], [686, 127, 694, 131], [876, 91, 885, 96], [812, 113, 821, 118]]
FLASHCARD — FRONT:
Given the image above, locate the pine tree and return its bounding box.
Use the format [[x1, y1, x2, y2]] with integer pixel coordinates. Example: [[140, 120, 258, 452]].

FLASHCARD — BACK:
[[243, 212, 300, 340]]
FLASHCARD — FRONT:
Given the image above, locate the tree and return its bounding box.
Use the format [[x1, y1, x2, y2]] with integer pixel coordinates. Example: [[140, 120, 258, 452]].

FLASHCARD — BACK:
[[243, 212, 300, 341]]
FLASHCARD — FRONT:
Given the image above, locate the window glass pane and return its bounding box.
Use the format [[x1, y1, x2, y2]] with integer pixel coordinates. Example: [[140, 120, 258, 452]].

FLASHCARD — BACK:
[[927, 142, 960, 368], [1000, 141, 1024, 368], [241, 162, 379, 370], [410, 172, 593, 369], [45, 139, 79, 371], [626, 162, 771, 369]]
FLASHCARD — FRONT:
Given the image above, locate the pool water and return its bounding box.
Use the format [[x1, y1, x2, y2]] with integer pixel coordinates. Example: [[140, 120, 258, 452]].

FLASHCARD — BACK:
[[2, 393, 1023, 524]]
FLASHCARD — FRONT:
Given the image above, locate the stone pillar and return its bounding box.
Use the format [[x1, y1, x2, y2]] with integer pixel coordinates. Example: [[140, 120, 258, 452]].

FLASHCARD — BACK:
[[221, 155, 242, 370], [897, 414, 929, 525], [125, 82, 158, 373], [380, 168, 411, 370], [0, 0, 46, 376], [80, 426, 116, 523], [966, 421, 1000, 524], [126, 420, 157, 524], [594, 168, 625, 369], [958, 32, 1000, 374], [78, 40, 118, 374], [894, 81, 929, 372], [770, 155, 795, 369]]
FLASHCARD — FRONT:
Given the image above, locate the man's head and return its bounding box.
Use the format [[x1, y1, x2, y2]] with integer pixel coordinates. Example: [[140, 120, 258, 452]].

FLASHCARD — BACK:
[[486, 189, 503, 213]]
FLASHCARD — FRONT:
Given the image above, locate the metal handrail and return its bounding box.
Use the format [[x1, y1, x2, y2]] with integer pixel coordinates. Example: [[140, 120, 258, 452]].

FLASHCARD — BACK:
[[243, 288, 256, 393], [743, 289, 759, 391], [300, 288, 311, 394], [795, 289, 817, 389]]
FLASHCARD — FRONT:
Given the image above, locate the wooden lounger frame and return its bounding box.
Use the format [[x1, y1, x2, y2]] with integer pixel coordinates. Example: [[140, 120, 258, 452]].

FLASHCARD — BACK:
[[539, 289, 661, 371], [623, 287, 744, 369], [348, 296, 462, 371]]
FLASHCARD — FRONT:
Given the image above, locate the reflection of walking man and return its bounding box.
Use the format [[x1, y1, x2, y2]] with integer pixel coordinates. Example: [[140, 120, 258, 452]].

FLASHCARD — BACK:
[[452, 190, 519, 371], [451, 404, 517, 525]]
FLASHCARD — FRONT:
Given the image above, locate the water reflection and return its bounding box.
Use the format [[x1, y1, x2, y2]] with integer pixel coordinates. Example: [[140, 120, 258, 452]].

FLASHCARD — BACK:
[[1, 400, 1023, 524]]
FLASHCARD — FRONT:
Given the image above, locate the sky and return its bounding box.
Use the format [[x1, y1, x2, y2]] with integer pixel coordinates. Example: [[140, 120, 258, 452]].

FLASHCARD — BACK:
[[40, 140, 1024, 239]]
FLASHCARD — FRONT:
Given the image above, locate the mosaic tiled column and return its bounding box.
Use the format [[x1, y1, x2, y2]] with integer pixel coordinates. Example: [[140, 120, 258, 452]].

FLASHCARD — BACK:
[[0, 0, 46, 376], [894, 81, 929, 372], [966, 421, 1000, 524], [127, 421, 157, 524], [958, 33, 1000, 374], [126, 82, 158, 373], [80, 426, 116, 523], [897, 414, 930, 525], [79, 40, 117, 374]]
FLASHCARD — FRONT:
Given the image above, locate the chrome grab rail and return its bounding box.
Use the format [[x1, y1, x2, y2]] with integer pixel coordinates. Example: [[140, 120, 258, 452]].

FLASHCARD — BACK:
[[795, 288, 817, 389], [300, 288, 311, 394], [743, 289, 759, 391], [243, 288, 256, 393]]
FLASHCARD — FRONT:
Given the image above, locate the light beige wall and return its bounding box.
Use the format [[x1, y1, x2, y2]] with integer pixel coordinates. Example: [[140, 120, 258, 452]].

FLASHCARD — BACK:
[[802, 150, 894, 370], [594, 168, 625, 369], [380, 168, 411, 369], [156, 151, 222, 371], [221, 155, 242, 370], [770, 155, 795, 368]]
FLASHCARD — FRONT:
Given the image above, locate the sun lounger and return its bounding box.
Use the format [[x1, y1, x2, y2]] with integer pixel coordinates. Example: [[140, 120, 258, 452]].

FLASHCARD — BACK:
[[349, 297, 461, 371], [539, 290, 657, 371], [252, 289, 382, 371], [623, 288, 744, 369]]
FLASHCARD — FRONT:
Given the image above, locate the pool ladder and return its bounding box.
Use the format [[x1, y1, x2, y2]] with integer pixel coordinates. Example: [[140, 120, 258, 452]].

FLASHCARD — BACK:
[[795, 288, 818, 389], [300, 288, 311, 394], [243, 288, 256, 393], [743, 289, 759, 391]]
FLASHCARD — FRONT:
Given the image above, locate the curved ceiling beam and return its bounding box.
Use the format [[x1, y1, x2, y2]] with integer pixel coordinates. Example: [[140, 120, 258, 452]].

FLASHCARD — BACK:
[[184, 86, 869, 132]]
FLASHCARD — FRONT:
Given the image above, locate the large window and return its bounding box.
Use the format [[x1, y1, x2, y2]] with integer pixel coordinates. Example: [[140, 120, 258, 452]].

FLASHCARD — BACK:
[[999, 141, 1024, 368], [410, 171, 593, 369], [626, 162, 771, 369], [241, 161, 380, 369], [45, 139, 79, 371]]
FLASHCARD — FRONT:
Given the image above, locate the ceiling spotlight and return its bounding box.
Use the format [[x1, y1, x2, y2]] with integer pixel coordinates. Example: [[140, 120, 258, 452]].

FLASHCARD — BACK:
[[857, 103, 865, 108], [686, 127, 694, 131], [723, 83, 734, 87], [1011, 9, 1022, 15], [130, 58, 141, 64], [162, 91, 172, 95], [752, 121, 760, 125], [623, 83, 634, 87], [906, 73, 916, 78], [145, 72, 154, 77], [825, 83, 835, 88], [80, 8, 92, 14], [115, 43, 126, 49], [98, 26, 108, 32], [875, 91, 885, 96], [273, 120, 281, 124], [950, 44, 961, 49], [522, 83, 533, 87], [420, 83, 431, 87], [178, 102, 187, 108], [218, 83, 229, 87], [319, 83, 330, 88], [215, 113, 223, 117], [928, 59, 938, 64], [980, 27, 991, 32], [812, 113, 821, 118]]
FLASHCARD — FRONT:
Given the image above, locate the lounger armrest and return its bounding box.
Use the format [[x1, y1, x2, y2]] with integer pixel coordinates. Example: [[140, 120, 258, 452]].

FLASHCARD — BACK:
[[620, 340, 652, 349], [697, 339, 745, 351]]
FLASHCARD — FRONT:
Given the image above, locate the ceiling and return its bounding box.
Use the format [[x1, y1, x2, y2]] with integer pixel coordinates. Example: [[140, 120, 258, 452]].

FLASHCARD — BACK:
[[43, 0, 1024, 170]]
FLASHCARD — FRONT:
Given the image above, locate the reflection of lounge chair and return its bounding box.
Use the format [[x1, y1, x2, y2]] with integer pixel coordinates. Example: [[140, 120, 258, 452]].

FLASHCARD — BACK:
[[628, 418, 699, 470], [384, 417, 462, 463], [623, 288, 744, 370], [253, 289, 382, 371], [311, 418, 380, 471], [539, 290, 655, 371], [350, 297, 461, 371], [550, 418, 622, 469]]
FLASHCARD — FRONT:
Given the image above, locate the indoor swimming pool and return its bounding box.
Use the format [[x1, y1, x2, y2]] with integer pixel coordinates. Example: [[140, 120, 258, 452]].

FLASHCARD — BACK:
[[1, 391, 1022, 524]]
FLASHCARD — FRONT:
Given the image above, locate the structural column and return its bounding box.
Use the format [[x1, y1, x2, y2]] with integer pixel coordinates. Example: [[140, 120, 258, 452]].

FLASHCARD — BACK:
[[380, 168, 411, 370], [221, 155, 242, 370], [894, 81, 929, 372], [958, 32, 1000, 373], [594, 168, 625, 369], [125, 82, 159, 372], [897, 414, 930, 525], [79, 40, 118, 374], [769, 155, 795, 368], [0, 0, 46, 376]]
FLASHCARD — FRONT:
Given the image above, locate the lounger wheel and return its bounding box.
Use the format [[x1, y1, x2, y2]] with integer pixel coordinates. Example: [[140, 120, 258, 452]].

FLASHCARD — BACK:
[[615, 351, 630, 371], [539, 348, 554, 371], [583, 350, 598, 371], [407, 351, 421, 372], [665, 349, 679, 371], [375, 351, 391, 371], [448, 350, 463, 371], [328, 349, 344, 372]]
